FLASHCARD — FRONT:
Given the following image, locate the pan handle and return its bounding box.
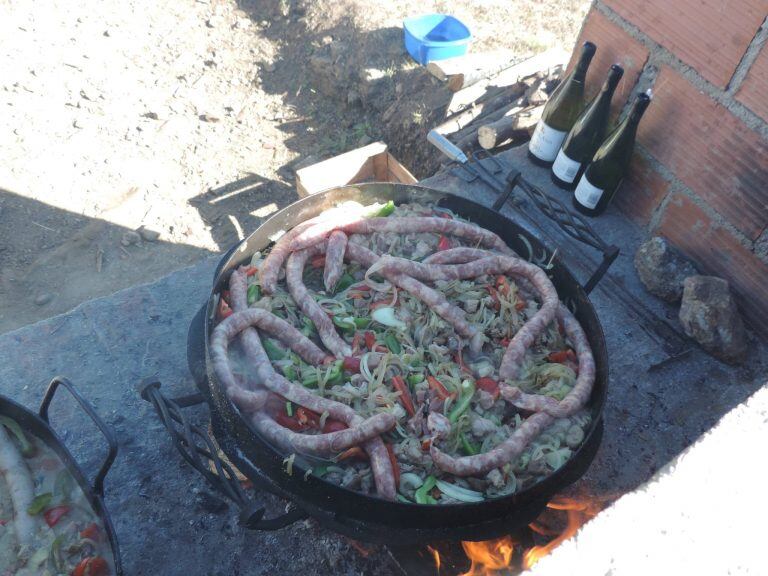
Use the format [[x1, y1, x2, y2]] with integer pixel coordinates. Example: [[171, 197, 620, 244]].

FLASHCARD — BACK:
[[139, 379, 308, 531], [39, 376, 118, 497]]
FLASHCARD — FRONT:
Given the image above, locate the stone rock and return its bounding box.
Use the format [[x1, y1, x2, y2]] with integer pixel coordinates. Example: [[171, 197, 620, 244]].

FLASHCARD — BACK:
[[634, 236, 698, 302], [34, 293, 53, 306], [679, 276, 747, 364], [137, 226, 160, 242], [121, 230, 141, 246]]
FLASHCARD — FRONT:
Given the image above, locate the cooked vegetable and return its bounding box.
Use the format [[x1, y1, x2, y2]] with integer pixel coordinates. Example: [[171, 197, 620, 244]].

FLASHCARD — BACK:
[[376, 200, 396, 217], [371, 307, 407, 329], [43, 505, 70, 527], [391, 376, 415, 417], [435, 479, 485, 503], [0, 416, 35, 457], [247, 283, 261, 305], [448, 380, 476, 423], [27, 492, 53, 515], [415, 475, 437, 505], [383, 333, 402, 354]]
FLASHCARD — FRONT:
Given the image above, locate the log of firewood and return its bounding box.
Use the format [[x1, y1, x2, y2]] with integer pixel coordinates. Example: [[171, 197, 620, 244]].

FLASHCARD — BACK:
[[477, 105, 544, 150], [434, 82, 527, 136], [444, 48, 567, 115], [427, 50, 523, 92], [449, 96, 528, 151]]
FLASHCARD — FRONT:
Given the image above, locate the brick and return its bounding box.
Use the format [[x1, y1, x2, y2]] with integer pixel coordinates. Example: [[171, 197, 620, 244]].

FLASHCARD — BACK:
[[604, 0, 768, 87], [613, 151, 670, 225], [639, 66, 768, 240], [657, 193, 768, 337], [567, 8, 649, 116], [736, 44, 768, 121]]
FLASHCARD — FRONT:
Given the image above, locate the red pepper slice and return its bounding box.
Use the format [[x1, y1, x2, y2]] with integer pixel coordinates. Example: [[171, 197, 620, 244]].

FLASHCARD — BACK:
[[364, 331, 377, 350], [80, 522, 102, 541], [385, 443, 400, 486], [274, 412, 305, 432], [437, 235, 452, 251], [426, 376, 453, 400], [476, 377, 500, 401], [421, 438, 432, 451], [515, 298, 526, 311], [43, 505, 70, 527], [350, 284, 371, 291], [342, 356, 361, 373], [351, 332, 362, 354], [217, 297, 233, 320], [310, 255, 326, 268], [486, 286, 501, 311], [244, 265, 258, 277], [548, 350, 570, 363], [337, 446, 368, 461], [496, 275, 510, 296], [72, 557, 110, 576], [500, 337, 511, 347], [322, 419, 348, 433], [391, 376, 415, 417]]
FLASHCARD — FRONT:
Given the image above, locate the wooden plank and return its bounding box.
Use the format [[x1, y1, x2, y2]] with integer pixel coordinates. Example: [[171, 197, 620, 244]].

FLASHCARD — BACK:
[[445, 48, 567, 116], [427, 50, 524, 92], [385, 153, 418, 184], [295, 142, 416, 197]]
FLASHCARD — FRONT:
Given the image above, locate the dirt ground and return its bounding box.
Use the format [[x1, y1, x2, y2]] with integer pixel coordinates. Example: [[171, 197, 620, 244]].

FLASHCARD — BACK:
[[0, 0, 588, 334]]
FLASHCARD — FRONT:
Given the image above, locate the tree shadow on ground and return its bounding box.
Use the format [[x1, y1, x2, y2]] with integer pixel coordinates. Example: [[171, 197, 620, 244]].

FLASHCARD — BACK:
[[233, 1, 459, 178], [188, 173, 295, 251], [0, 187, 214, 334]]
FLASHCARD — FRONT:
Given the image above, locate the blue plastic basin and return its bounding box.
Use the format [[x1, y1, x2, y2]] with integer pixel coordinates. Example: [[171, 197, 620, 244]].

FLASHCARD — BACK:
[[403, 14, 472, 65]]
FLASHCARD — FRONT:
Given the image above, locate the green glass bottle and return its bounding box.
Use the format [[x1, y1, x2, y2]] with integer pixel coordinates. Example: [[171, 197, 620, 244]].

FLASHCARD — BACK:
[[528, 41, 597, 166], [572, 92, 652, 217], [551, 64, 624, 190]]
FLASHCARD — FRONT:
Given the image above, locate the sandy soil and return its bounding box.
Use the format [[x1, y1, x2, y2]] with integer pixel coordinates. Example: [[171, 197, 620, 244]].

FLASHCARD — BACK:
[[0, 0, 588, 334]]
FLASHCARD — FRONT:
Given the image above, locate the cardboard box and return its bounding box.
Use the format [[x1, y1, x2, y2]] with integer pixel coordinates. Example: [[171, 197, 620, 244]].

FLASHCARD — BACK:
[[295, 142, 418, 198]]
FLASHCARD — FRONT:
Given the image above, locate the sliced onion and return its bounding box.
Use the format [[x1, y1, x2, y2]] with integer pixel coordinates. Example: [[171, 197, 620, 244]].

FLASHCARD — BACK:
[[372, 307, 407, 330], [435, 479, 485, 503]]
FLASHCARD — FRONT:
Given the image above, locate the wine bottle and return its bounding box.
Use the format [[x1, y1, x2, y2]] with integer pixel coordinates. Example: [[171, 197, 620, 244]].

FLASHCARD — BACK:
[[528, 41, 597, 166], [572, 92, 652, 217], [551, 64, 624, 190]]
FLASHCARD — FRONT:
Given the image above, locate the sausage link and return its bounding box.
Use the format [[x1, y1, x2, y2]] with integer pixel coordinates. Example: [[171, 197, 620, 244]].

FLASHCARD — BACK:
[[430, 412, 554, 476], [290, 217, 514, 255], [251, 411, 396, 456], [502, 305, 595, 417], [323, 230, 348, 292], [286, 245, 351, 357]]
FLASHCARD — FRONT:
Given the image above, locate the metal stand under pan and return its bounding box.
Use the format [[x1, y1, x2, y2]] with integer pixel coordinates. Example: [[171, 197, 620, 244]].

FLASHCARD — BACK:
[[139, 378, 603, 548]]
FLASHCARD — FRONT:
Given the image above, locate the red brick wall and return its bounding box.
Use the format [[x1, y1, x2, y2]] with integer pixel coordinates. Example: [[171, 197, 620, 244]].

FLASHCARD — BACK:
[[568, 4, 768, 335]]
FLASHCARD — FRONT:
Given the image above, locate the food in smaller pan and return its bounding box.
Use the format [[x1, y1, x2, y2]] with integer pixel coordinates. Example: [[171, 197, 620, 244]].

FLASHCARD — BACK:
[[210, 200, 595, 503], [0, 416, 114, 575]]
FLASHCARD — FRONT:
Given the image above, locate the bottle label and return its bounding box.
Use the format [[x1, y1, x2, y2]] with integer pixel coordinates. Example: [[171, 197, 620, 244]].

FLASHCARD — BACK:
[[529, 122, 568, 162], [552, 149, 582, 183], [574, 176, 604, 209]]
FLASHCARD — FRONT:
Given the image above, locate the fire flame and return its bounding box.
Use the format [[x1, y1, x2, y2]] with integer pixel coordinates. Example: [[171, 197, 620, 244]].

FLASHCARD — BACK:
[[522, 497, 603, 569], [455, 496, 605, 575], [427, 546, 441, 573], [460, 536, 516, 575]]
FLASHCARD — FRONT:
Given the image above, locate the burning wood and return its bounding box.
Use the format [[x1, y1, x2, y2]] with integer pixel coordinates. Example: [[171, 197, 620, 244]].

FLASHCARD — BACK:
[[433, 495, 612, 575]]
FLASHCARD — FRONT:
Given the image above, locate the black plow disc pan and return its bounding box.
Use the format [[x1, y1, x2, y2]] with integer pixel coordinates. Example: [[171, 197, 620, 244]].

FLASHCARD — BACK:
[[188, 183, 608, 545], [0, 377, 122, 573]]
